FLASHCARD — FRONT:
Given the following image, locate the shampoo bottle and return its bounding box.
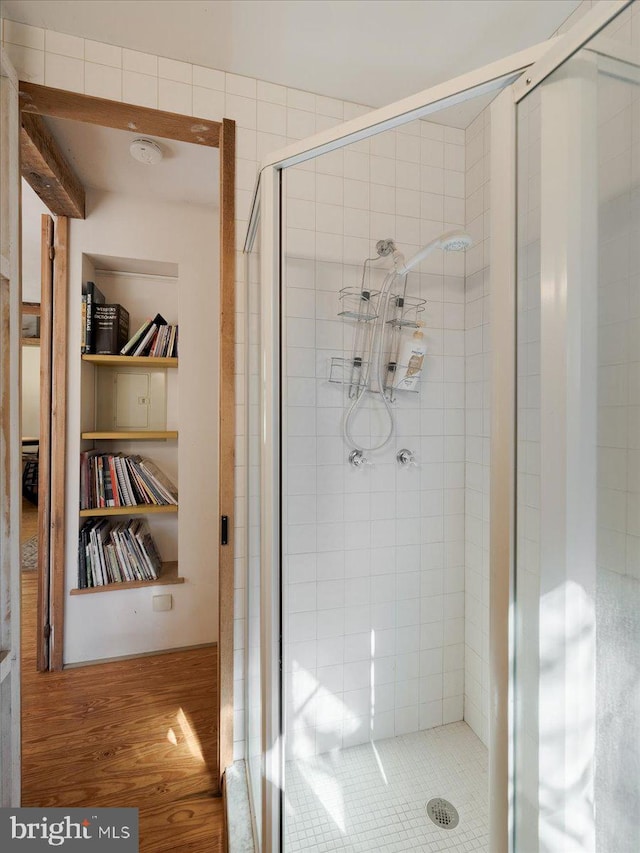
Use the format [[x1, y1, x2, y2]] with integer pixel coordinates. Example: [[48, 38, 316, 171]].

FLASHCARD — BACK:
[[394, 322, 426, 391]]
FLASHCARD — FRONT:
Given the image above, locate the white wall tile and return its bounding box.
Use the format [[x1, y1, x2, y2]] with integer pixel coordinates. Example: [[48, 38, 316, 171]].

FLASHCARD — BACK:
[[4, 19, 44, 50], [3, 43, 44, 84], [257, 100, 287, 136], [225, 93, 256, 129], [45, 53, 84, 93], [226, 72, 256, 99], [158, 56, 192, 84], [122, 71, 157, 108], [192, 64, 225, 91], [257, 80, 286, 105], [45, 29, 84, 59], [84, 62, 121, 100], [85, 39, 121, 68], [158, 78, 192, 114], [287, 87, 316, 112], [193, 86, 225, 120], [122, 48, 157, 76]]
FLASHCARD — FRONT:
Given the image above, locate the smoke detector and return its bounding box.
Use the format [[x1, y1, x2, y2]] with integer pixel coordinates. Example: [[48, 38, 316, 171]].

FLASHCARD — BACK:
[[129, 138, 163, 165]]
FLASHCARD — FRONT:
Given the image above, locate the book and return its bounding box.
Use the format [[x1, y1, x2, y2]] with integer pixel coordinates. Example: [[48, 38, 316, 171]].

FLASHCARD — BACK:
[[80, 452, 178, 510], [77, 518, 165, 588], [138, 459, 179, 504], [121, 313, 167, 356], [82, 281, 106, 354], [93, 304, 130, 355], [133, 321, 162, 356], [81, 295, 87, 352]]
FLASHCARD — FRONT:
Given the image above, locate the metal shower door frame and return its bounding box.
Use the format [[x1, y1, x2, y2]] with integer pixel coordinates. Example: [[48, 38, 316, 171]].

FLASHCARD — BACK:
[[245, 3, 631, 850]]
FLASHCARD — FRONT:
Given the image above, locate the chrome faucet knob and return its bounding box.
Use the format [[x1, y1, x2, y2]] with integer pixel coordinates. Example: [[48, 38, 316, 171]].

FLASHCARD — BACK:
[[349, 449, 369, 467], [396, 448, 416, 467]]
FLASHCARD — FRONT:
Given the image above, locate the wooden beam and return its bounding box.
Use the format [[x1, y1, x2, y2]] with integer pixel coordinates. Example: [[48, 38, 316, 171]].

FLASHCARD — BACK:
[[20, 82, 221, 148], [20, 112, 85, 219], [218, 117, 236, 788], [21, 302, 41, 316]]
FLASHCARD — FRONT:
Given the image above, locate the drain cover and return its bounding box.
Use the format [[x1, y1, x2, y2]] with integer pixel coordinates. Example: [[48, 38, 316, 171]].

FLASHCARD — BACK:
[[426, 798, 459, 830]]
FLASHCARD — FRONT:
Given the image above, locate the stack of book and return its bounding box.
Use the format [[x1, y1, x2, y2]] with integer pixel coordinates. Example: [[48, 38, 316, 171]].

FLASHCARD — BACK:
[[78, 518, 163, 588], [80, 452, 178, 509], [120, 314, 178, 358]]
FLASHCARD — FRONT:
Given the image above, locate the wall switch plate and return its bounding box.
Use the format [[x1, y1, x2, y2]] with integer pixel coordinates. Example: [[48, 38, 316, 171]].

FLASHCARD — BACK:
[[152, 594, 172, 612]]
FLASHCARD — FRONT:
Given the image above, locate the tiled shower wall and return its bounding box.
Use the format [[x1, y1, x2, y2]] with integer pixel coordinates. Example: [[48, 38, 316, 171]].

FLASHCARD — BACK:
[[282, 118, 470, 759]]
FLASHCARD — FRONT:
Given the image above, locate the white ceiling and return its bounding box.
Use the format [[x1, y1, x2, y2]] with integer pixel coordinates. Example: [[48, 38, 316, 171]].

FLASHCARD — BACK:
[[3, 0, 580, 109], [44, 117, 219, 206]]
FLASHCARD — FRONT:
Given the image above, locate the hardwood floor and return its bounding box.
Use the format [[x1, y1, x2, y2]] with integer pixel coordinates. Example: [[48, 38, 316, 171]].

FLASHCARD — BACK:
[[20, 500, 224, 852]]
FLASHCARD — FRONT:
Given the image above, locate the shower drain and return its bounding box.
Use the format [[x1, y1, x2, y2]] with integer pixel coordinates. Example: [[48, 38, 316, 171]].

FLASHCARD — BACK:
[[426, 798, 459, 830]]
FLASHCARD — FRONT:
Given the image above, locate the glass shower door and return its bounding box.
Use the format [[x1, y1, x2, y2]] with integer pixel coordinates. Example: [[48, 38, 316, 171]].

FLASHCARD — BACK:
[[514, 5, 640, 852]]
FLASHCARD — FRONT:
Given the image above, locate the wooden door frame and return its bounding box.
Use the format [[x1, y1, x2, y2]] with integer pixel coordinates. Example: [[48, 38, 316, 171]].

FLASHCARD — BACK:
[[1, 46, 22, 807], [35, 214, 53, 672], [17, 84, 236, 786]]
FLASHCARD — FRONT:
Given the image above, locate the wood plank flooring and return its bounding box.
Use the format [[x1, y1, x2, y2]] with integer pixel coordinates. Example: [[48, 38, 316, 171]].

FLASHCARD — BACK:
[[20, 500, 224, 852]]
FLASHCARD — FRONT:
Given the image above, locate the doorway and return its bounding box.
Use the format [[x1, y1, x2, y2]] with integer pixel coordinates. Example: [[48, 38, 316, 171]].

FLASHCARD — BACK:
[[14, 81, 236, 846]]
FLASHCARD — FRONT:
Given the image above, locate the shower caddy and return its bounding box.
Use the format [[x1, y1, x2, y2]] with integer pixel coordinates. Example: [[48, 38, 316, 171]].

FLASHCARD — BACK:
[[328, 247, 426, 403]]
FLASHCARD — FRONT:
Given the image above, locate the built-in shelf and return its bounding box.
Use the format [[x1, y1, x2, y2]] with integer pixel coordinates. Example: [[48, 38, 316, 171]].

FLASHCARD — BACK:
[[82, 430, 178, 441], [82, 354, 178, 368], [79, 504, 178, 518], [21, 338, 40, 347], [70, 561, 184, 595]]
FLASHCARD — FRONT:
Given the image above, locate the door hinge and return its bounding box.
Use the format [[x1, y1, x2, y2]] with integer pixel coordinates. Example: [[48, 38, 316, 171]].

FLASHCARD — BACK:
[[49, 247, 55, 260], [221, 515, 229, 546], [43, 623, 51, 639]]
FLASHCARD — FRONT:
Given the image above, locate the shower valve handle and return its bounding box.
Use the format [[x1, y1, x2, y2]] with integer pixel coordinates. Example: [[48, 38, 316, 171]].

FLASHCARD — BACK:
[[397, 448, 417, 467], [348, 449, 371, 468]]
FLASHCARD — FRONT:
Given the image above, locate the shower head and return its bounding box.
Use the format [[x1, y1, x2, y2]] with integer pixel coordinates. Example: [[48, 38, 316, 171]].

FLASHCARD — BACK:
[[393, 230, 473, 275], [440, 231, 473, 252]]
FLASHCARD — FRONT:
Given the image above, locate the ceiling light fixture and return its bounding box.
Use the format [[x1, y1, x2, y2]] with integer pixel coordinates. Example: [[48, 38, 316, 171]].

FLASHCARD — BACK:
[[129, 138, 163, 165]]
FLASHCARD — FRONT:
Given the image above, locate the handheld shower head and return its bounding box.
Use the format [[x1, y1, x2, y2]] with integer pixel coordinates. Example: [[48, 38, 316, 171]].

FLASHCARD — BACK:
[[394, 229, 473, 275], [440, 231, 473, 252]]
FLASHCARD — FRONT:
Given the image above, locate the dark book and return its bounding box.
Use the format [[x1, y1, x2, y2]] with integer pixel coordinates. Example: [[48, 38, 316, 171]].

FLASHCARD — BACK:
[[93, 304, 130, 355], [82, 281, 105, 354], [78, 522, 89, 589], [81, 295, 87, 353]]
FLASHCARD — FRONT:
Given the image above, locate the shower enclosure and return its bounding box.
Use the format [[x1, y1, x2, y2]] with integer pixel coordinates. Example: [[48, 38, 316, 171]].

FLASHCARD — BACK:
[[243, 2, 640, 850]]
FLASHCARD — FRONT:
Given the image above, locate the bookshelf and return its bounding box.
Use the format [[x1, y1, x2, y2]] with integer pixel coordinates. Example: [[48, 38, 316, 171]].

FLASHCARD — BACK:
[[82, 354, 178, 368], [77, 258, 181, 593], [81, 431, 178, 441], [70, 561, 184, 595], [79, 505, 178, 518]]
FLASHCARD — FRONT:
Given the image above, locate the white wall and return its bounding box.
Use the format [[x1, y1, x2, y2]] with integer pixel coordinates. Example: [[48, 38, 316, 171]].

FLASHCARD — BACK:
[[21, 345, 39, 437], [64, 188, 218, 664], [21, 179, 49, 302]]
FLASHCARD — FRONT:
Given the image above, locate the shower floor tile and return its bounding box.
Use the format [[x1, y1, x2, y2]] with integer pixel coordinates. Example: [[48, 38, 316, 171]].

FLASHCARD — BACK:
[[284, 721, 488, 853]]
